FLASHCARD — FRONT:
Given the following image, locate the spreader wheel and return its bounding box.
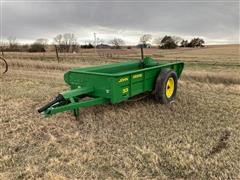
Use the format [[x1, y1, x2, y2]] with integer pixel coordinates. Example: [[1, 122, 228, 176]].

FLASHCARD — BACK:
[[0, 56, 8, 74], [155, 69, 178, 104]]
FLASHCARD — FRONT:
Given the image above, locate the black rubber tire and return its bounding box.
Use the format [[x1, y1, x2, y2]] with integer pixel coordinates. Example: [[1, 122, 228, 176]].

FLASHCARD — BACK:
[[155, 69, 178, 104]]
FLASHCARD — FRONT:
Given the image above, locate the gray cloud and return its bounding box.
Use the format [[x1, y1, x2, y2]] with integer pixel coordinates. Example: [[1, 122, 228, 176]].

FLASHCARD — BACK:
[[1, 0, 239, 44]]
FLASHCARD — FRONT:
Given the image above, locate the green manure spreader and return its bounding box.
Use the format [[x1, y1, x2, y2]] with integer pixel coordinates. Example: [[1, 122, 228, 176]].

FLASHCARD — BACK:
[[38, 55, 184, 119]]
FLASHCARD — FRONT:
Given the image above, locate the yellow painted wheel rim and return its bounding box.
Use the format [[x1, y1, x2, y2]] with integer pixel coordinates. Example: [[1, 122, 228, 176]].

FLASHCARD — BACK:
[[166, 77, 174, 98]]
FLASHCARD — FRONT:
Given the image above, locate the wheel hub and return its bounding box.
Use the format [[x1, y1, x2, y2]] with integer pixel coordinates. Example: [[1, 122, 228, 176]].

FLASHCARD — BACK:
[[166, 77, 174, 98]]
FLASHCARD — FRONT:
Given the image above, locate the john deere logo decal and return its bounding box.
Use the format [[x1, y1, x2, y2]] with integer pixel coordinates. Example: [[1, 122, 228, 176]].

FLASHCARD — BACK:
[[132, 74, 143, 79], [118, 77, 128, 83]]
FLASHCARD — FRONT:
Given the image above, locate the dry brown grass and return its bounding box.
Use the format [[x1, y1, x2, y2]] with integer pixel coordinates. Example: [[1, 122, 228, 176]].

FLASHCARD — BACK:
[[183, 70, 240, 85], [1, 45, 240, 179]]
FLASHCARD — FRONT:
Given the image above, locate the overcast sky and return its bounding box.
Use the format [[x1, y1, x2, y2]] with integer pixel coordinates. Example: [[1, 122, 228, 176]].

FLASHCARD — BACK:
[[0, 0, 239, 45]]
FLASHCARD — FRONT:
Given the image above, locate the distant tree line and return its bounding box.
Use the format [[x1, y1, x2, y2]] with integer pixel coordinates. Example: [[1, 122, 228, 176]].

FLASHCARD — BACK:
[[180, 38, 205, 48], [0, 33, 205, 53], [153, 35, 205, 49]]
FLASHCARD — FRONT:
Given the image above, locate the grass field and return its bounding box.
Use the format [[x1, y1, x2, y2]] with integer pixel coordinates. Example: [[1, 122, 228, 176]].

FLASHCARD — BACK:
[[1, 45, 240, 179]]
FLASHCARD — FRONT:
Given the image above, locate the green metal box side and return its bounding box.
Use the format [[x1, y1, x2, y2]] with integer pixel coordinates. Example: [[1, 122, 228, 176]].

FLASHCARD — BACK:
[[64, 72, 114, 99], [63, 60, 142, 100]]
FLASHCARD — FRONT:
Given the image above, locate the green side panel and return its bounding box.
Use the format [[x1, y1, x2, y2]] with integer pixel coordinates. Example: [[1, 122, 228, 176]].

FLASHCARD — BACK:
[[131, 72, 144, 83], [64, 72, 114, 99], [144, 68, 160, 91], [131, 72, 144, 96], [111, 76, 131, 103], [131, 82, 144, 96]]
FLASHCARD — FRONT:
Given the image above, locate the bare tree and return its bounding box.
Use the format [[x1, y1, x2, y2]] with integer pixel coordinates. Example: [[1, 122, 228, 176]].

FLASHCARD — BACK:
[[62, 33, 77, 52], [110, 38, 125, 49], [139, 34, 152, 47], [54, 34, 63, 45], [7, 36, 17, 49], [0, 41, 9, 55], [54, 45, 60, 63], [63, 33, 77, 45], [53, 33, 78, 52]]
